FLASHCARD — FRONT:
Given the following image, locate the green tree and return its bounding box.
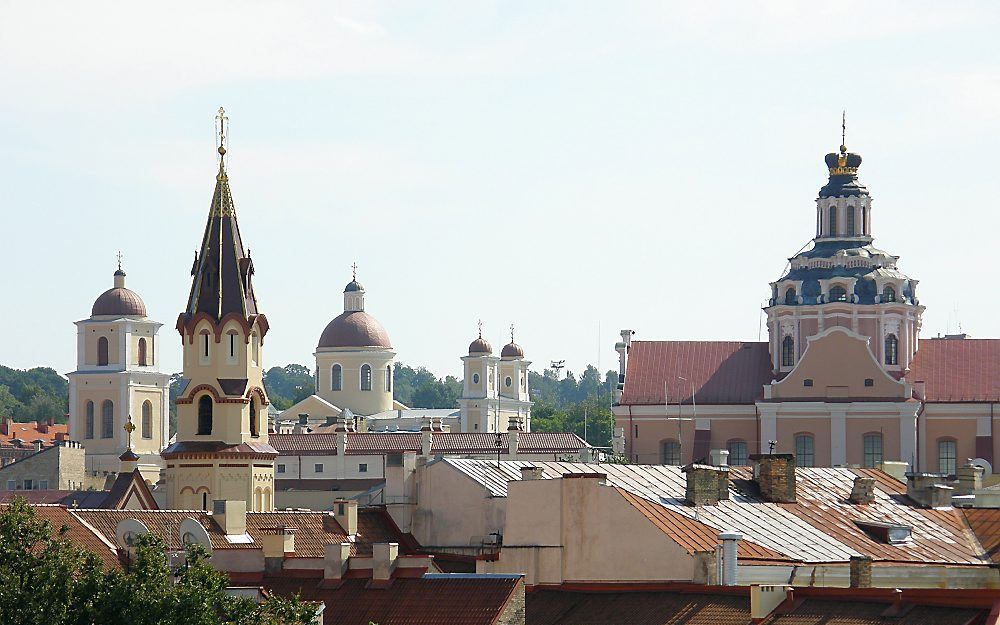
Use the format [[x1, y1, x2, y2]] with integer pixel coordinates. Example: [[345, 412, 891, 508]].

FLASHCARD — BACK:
[[22, 394, 64, 423], [0, 385, 23, 418], [263, 365, 315, 410]]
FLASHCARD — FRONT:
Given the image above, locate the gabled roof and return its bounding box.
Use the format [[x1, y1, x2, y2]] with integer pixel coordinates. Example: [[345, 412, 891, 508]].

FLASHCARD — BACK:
[[23, 505, 121, 569], [907, 338, 1000, 402], [620, 341, 772, 406], [269, 432, 588, 456], [444, 459, 986, 566]]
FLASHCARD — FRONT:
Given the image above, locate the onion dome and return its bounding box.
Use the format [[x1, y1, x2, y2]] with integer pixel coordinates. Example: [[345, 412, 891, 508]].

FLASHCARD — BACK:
[[469, 336, 493, 355], [344, 279, 364, 292], [820, 144, 868, 198], [92, 269, 147, 317], [501, 341, 524, 358], [317, 311, 392, 349]]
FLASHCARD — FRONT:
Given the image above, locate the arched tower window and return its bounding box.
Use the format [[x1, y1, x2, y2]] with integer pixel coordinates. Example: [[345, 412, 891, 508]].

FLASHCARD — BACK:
[[331, 364, 343, 391], [138, 338, 148, 366], [828, 206, 838, 236], [197, 395, 213, 435], [885, 334, 899, 365], [385, 365, 392, 393], [661, 440, 681, 466], [784, 287, 796, 305], [85, 401, 95, 439], [227, 331, 238, 364], [199, 331, 210, 364], [829, 285, 848, 302], [883, 285, 896, 303], [101, 400, 114, 439], [360, 364, 372, 391], [249, 398, 259, 437], [781, 336, 795, 367], [141, 400, 152, 439], [861, 206, 868, 235], [846, 206, 856, 236], [97, 337, 109, 366]]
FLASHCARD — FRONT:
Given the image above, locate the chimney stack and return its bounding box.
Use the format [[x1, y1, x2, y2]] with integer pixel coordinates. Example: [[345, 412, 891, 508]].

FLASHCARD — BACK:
[[683, 464, 729, 506], [955, 460, 984, 496], [849, 555, 873, 588], [261, 526, 296, 559], [719, 531, 741, 586], [749, 454, 796, 503], [373, 543, 399, 581], [333, 499, 358, 536], [213, 500, 247, 536], [709, 449, 730, 467], [420, 418, 433, 456], [849, 477, 876, 504], [507, 429, 519, 457], [324, 542, 352, 581], [906, 473, 954, 508], [520, 466, 543, 480]]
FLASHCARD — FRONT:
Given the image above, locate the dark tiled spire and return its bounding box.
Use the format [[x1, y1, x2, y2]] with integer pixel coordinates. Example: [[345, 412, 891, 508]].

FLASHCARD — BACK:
[[184, 108, 259, 321]]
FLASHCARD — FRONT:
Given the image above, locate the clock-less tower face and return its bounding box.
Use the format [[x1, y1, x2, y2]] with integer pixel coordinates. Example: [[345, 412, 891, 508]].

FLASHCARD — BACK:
[[162, 114, 276, 512]]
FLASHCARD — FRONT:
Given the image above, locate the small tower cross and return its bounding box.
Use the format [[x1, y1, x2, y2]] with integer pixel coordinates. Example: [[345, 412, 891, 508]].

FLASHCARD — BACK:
[[477, 319, 483, 338], [351, 262, 358, 280], [510, 324, 515, 343], [123, 414, 136, 449], [116, 251, 123, 272], [840, 110, 847, 153], [216, 106, 229, 157]]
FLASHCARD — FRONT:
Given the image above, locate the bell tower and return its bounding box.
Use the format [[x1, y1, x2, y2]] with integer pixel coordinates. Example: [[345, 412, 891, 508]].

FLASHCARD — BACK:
[[162, 108, 276, 511]]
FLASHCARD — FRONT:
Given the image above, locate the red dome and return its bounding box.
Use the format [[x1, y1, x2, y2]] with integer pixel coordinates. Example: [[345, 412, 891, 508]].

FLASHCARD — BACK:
[[92, 287, 147, 317], [469, 337, 493, 355], [501, 342, 524, 358], [318, 311, 392, 349]]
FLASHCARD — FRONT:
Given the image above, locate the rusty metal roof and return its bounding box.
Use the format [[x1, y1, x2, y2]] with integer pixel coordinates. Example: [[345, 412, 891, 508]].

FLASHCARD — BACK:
[[270, 432, 587, 455]]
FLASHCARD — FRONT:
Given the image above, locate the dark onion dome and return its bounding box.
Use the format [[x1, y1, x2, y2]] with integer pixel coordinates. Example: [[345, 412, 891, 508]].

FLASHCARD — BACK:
[[819, 145, 868, 198], [92, 273, 147, 317], [344, 279, 364, 293], [501, 341, 524, 358], [318, 311, 392, 349], [469, 336, 493, 355]]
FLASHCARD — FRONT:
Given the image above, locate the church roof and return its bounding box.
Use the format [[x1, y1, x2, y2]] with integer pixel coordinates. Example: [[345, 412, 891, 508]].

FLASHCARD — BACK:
[[182, 159, 260, 322], [318, 311, 392, 349], [619, 341, 773, 406], [907, 338, 1000, 403]]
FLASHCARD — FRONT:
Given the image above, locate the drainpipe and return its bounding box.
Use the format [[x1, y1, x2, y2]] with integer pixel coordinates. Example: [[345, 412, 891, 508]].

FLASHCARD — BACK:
[[720, 531, 741, 586], [915, 400, 925, 473], [628, 406, 634, 462]]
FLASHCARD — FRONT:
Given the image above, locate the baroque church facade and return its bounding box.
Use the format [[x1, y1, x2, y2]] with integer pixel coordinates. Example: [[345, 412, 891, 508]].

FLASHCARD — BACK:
[[613, 137, 999, 476]]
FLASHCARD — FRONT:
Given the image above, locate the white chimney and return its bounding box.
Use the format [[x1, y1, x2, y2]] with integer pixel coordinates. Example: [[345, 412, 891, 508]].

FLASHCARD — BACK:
[[373, 542, 399, 581], [333, 499, 358, 536], [710, 449, 730, 467], [213, 500, 247, 537], [719, 531, 741, 586], [324, 542, 351, 580]]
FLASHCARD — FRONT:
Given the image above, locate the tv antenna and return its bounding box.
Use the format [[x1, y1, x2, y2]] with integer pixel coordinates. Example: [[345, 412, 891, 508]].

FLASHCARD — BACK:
[[550, 360, 565, 379]]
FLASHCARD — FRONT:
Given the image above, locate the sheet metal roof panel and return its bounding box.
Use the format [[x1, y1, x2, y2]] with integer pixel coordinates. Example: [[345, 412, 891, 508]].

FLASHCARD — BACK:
[[907, 338, 1000, 402]]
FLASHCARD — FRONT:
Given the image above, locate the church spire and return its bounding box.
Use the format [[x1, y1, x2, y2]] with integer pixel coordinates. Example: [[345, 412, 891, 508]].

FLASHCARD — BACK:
[[183, 108, 260, 322]]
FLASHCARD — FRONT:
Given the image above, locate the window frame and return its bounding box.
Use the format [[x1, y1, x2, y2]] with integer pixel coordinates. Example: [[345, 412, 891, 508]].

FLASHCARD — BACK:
[[85, 401, 95, 439], [862, 432, 883, 469], [829, 285, 849, 303], [197, 395, 213, 435], [141, 400, 153, 439], [331, 364, 343, 391], [885, 334, 899, 365], [360, 364, 373, 391], [938, 438, 957, 476], [101, 400, 114, 439], [829, 205, 838, 236], [97, 336, 110, 366], [661, 439, 681, 466], [781, 335, 795, 367], [794, 433, 815, 468], [784, 287, 796, 305], [727, 439, 749, 466], [138, 337, 148, 366]]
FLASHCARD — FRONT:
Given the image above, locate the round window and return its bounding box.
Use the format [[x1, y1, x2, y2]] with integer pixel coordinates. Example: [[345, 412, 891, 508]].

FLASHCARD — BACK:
[[472, 373, 480, 384], [505, 376, 512, 388]]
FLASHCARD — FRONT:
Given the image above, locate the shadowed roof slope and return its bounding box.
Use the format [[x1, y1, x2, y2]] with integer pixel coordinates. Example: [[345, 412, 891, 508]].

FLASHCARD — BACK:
[[620, 341, 773, 405], [907, 338, 1000, 402]]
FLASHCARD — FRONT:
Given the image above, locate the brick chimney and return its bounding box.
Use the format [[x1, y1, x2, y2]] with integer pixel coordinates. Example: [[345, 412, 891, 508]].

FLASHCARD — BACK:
[[333, 499, 358, 536], [954, 460, 984, 496], [749, 454, 796, 503], [849, 555, 872, 588], [849, 477, 876, 504], [520, 466, 543, 480], [373, 543, 399, 581], [324, 542, 351, 581], [683, 464, 729, 506]]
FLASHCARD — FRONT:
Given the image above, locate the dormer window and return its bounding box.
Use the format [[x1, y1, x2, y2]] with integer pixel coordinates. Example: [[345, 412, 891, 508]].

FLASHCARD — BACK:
[[829, 285, 848, 302], [784, 287, 796, 305], [882, 285, 896, 303]]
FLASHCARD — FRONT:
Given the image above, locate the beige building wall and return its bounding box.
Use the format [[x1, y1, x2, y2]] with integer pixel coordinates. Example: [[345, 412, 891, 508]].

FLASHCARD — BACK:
[[315, 347, 395, 416], [0, 443, 87, 491]]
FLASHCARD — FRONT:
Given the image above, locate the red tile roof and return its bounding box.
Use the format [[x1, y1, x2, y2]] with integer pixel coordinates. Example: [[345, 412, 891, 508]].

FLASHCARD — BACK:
[[527, 588, 751, 625], [24, 504, 121, 569], [265, 574, 523, 625], [0, 420, 68, 446], [620, 341, 773, 406], [269, 432, 587, 456], [906, 338, 1000, 402]]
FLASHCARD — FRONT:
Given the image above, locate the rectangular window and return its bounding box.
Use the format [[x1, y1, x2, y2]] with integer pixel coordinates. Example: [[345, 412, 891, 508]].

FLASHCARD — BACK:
[[803, 379, 814, 387], [314, 463, 323, 473], [24, 479, 33, 490], [6, 480, 14, 491], [39, 480, 48, 490], [359, 463, 368, 473], [634, 424, 639, 438], [795, 435, 815, 468], [276, 464, 286, 474], [863, 434, 883, 469], [938, 440, 957, 475], [727, 440, 749, 466]]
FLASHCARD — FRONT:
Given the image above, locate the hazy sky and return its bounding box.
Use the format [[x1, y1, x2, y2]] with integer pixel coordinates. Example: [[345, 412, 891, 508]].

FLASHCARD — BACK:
[[2, 2, 998, 381]]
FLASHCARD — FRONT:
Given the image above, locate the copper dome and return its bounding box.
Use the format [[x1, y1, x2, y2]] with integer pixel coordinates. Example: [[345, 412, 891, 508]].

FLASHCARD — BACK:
[[92, 286, 147, 317], [469, 337, 493, 355], [318, 311, 392, 349], [501, 342, 524, 358]]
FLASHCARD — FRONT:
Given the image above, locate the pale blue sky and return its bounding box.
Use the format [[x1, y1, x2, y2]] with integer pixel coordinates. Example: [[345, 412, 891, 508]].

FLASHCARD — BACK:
[[1, 2, 998, 380]]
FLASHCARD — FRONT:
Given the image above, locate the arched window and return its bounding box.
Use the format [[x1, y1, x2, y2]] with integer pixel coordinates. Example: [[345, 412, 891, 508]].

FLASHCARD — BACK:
[[97, 337, 109, 366], [505, 376, 512, 388], [784, 287, 796, 305], [472, 373, 480, 384], [882, 285, 896, 303], [141, 400, 152, 439], [197, 395, 213, 435], [861, 206, 868, 235], [138, 338, 148, 366], [829, 285, 848, 302], [385, 366, 392, 393], [863, 433, 882, 468], [938, 439, 957, 475], [360, 364, 372, 391], [227, 331, 238, 363], [251, 333, 259, 366], [828, 206, 838, 236], [661, 440, 681, 465], [727, 439, 748, 466], [885, 334, 899, 365], [846, 206, 856, 236], [795, 434, 814, 467], [331, 364, 343, 391], [781, 336, 795, 367], [200, 331, 210, 363], [85, 401, 95, 439], [249, 398, 258, 437], [101, 400, 114, 439]]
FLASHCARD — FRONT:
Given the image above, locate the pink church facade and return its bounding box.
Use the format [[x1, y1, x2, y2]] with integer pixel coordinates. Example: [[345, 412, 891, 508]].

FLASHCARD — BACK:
[[613, 140, 999, 476]]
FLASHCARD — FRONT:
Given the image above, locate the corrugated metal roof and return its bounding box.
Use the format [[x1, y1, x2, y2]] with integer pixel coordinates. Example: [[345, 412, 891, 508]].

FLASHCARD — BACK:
[[444, 459, 986, 565], [620, 341, 773, 406], [906, 338, 1000, 402], [270, 432, 587, 455], [962, 508, 1000, 565]]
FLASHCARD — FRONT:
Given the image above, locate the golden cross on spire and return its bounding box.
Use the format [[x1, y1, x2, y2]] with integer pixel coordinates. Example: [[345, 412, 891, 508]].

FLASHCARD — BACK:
[[116, 250, 123, 272], [123, 414, 136, 449], [840, 110, 847, 153], [216, 106, 229, 158], [351, 262, 358, 280]]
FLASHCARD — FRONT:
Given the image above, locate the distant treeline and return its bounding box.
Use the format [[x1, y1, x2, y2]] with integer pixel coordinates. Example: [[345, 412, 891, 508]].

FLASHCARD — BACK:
[[0, 365, 69, 423]]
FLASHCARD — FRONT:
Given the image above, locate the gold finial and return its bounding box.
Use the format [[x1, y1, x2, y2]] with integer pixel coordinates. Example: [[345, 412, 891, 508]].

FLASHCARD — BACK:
[[216, 106, 229, 158], [840, 110, 847, 154], [351, 262, 358, 280]]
